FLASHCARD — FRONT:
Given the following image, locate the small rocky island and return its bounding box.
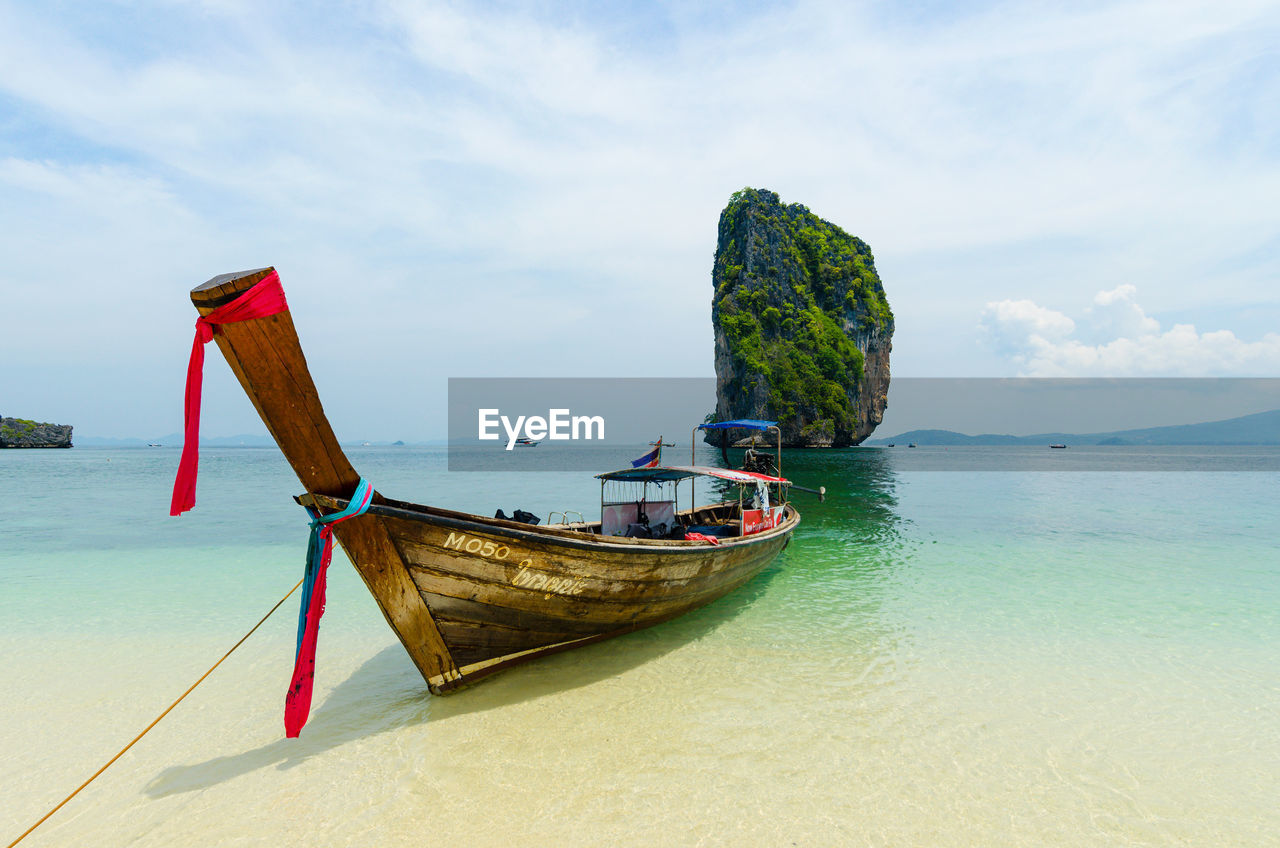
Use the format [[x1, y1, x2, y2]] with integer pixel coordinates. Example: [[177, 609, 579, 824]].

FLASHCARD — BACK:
[[710, 188, 893, 447], [0, 416, 73, 448]]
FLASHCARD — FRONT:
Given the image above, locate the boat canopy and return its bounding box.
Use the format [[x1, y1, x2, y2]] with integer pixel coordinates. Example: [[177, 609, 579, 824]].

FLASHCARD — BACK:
[[698, 419, 778, 431], [596, 465, 790, 485]]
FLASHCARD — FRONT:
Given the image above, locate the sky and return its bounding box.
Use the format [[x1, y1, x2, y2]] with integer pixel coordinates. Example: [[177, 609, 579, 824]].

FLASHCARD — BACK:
[[1, 0, 1277, 440]]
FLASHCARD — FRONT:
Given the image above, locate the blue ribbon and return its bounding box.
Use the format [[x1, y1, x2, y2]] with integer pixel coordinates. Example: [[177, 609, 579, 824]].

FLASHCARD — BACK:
[[295, 478, 374, 657]]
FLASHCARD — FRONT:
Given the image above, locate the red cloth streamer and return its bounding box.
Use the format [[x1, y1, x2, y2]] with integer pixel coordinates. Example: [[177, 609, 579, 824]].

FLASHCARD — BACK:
[[284, 524, 334, 738], [170, 271, 288, 516], [283, 482, 372, 738]]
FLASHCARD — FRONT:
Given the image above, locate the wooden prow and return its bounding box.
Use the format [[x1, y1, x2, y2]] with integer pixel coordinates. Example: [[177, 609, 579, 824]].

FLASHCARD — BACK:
[[191, 268, 462, 692]]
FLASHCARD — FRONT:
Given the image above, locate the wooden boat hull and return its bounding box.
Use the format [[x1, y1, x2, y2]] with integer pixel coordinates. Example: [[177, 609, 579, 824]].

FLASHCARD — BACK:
[[189, 267, 798, 694], [310, 494, 798, 692]]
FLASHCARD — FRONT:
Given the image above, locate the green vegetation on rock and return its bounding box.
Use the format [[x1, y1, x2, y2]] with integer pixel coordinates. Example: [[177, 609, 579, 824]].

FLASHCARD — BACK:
[[711, 188, 893, 446], [0, 418, 38, 440]]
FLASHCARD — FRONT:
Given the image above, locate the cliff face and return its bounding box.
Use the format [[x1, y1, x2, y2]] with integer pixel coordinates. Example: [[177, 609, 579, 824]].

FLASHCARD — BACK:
[[0, 416, 73, 448], [711, 188, 893, 447]]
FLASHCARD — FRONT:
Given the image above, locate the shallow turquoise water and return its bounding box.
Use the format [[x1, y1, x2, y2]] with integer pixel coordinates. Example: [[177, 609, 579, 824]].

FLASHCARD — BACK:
[[2, 446, 1277, 846]]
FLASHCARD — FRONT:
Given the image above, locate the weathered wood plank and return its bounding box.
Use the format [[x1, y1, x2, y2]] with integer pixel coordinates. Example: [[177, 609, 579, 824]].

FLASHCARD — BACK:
[[433, 618, 577, 654], [404, 539, 787, 629], [395, 535, 766, 603], [425, 594, 611, 636]]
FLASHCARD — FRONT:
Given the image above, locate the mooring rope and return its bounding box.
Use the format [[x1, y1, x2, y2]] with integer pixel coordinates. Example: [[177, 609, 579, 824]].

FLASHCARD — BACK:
[[5, 577, 304, 848]]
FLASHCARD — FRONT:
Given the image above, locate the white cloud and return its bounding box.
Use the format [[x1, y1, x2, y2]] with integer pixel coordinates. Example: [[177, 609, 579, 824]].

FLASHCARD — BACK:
[[1, 0, 1278, 431], [1082, 283, 1162, 342], [980, 299, 1077, 355], [982, 286, 1280, 375]]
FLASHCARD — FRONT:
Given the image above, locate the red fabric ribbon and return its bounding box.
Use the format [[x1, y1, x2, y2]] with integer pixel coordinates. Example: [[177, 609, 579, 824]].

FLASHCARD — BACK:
[[170, 271, 289, 516], [284, 524, 334, 738], [284, 480, 373, 738]]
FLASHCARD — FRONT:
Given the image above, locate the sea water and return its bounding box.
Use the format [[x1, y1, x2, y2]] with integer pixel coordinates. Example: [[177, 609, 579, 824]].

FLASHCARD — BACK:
[[1, 446, 1277, 846]]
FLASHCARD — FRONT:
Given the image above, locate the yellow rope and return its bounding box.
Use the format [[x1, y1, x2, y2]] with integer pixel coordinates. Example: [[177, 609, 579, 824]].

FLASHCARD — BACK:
[[6, 577, 305, 848]]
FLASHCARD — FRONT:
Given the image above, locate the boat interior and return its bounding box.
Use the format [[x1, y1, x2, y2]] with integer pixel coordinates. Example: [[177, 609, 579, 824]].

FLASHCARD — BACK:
[[303, 490, 790, 547]]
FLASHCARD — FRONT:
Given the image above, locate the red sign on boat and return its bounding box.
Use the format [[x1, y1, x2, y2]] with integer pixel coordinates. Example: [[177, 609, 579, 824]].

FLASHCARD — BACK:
[[741, 505, 784, 535]]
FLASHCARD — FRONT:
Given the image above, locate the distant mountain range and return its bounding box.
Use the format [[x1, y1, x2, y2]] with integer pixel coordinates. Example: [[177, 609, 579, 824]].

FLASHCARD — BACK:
[[74, 432, 276, 447], [867, 408, 1280, 446]]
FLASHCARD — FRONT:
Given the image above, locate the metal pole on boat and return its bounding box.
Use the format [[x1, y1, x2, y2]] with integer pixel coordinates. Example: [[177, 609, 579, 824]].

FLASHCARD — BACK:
[[772, 425, 782, 478], [690, 426, 698, 507]]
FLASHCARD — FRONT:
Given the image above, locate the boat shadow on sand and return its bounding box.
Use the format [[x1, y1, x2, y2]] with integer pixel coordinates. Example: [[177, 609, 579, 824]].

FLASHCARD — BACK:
[[144, 566, 783, 797]]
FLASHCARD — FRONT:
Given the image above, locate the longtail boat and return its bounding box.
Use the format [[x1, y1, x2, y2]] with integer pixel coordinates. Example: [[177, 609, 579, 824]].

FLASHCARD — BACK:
[[181, 267, 800, 696]]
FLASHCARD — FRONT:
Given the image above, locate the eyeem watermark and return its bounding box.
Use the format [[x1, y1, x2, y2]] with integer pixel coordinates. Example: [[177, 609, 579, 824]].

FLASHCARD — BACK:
[[478, 408, 605, 450], [449, 378, 714, 470], [449, 377, 1280, 472]]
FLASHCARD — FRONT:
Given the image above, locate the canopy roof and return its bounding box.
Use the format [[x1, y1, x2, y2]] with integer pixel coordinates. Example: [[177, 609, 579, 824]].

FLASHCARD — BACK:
[[597, 465, 790, 485], [698, 419, 778, 431]]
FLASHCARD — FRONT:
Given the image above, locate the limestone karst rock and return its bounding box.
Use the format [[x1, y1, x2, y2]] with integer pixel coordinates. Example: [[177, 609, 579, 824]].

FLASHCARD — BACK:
[[710, 188, 893, 447]]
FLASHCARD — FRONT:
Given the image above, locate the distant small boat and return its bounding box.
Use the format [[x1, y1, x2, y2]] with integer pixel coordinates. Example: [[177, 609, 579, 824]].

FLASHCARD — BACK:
[[1050, 444, 1067, 449], [147, 443, 162, 447], [908, 443, 917, 448], [515, 437, 539, 447], [886, 443, 896, 447]]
